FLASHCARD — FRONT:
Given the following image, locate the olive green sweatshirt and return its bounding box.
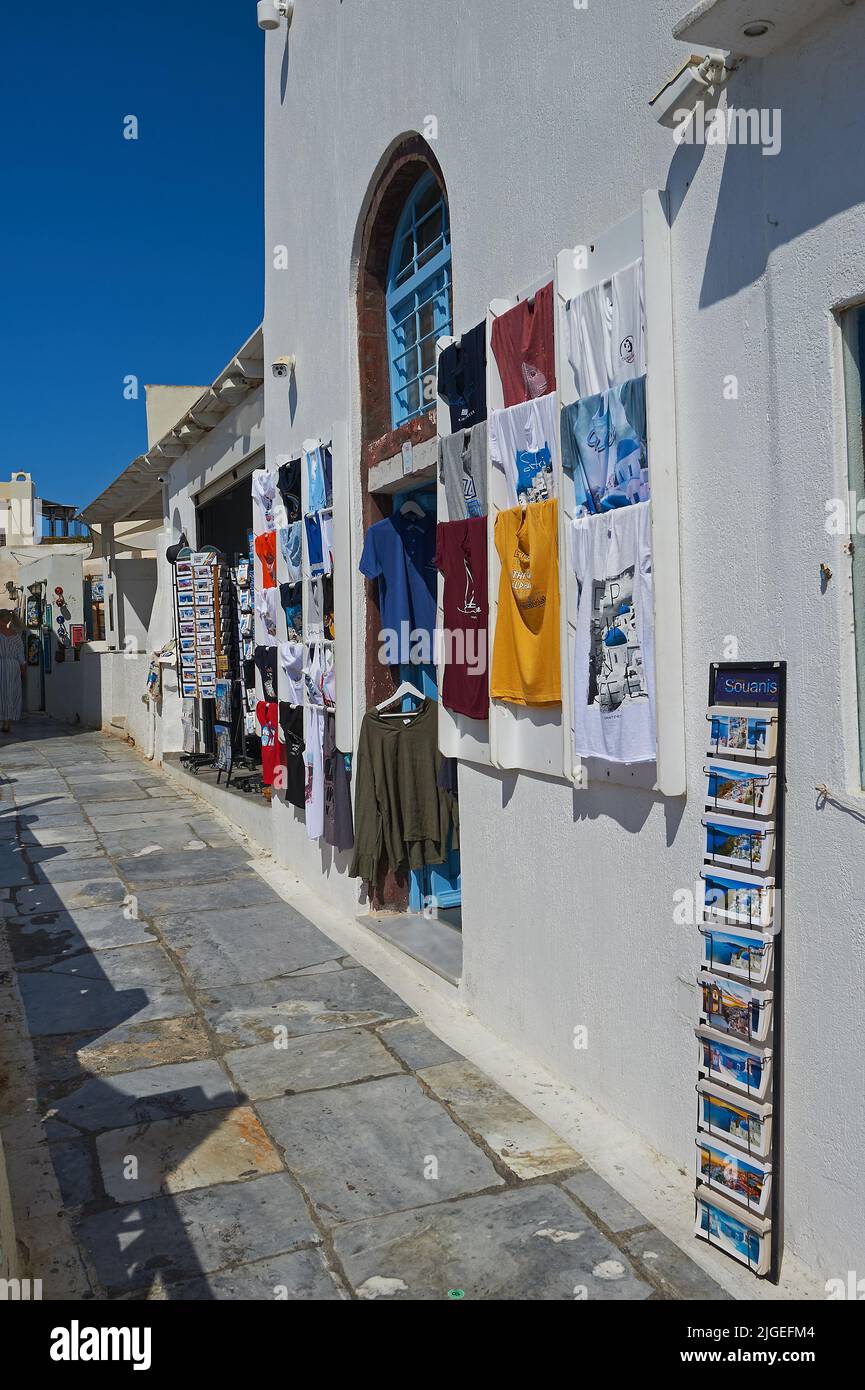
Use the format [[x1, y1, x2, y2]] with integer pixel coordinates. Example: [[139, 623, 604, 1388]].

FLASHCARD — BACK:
[[349, 700, 459, 885]]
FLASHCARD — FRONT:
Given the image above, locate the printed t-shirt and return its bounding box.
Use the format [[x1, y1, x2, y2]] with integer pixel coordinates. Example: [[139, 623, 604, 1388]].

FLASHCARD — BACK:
[[359, 511, 437, 663], [490, 283, 556, 407], [305, 445, 332, 513], [279, 582, 303, 640], [439, 423, 488, 521], [564, 259, 645, 399], [489, 392, 559, 508], [278, 641, 304, 706], [435, 516, 489, 721], [569, 500, 655, 764], [251, 470, 277, 531], [254, 531, 277, 589], [560, 376, 647, 516], [277, 459, 302, 524], [278, 702, 306, 809], [255, 701, 280, 786], [279, 523, 303, 584], [491, 498, 561, 706], [254, 645, 278, 702], [437, 322, 487, 432]]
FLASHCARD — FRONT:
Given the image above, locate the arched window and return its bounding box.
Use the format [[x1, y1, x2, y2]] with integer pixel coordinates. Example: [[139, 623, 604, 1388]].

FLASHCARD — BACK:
[[385, 171, 452, 428]]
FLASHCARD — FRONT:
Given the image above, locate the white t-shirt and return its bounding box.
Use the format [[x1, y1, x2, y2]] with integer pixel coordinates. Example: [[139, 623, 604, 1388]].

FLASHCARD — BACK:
[[565, 259, 646, 399], [278, 641, 304, 705], [251, 469, 278, 532], [489, 391, 559, 508], [570, 501, 655, 764]]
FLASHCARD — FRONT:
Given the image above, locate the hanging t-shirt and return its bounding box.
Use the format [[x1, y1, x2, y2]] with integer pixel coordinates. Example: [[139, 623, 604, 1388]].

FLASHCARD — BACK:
[[278, 702, 306, 809], [251, 470, 277, 532], [255, 587, 278, 645], [277, 459, 302, 525], [565, 259, 645, 399], [254, 531, 277, 589], [279, 582, 303, 640], [491, 498, 561, 706], [323, 712, 354, 853], [304, 704, 325, 840], [490, 283, 556, 408], [437, 322, 487, 433], [489, 391, 559, 508], [435, 516, 489, 721], [439, 423, 488, 522], [305, 512, 334, 578], [570, 500, 655, 764], [560, 376, 647, 517], [254, 645, 278, 702], [359, 510, 437, 664], [278, 641, 304, 706], [256, 701, 281, 786], [279, 523, 303, 585], [305, 445, 332, 514]]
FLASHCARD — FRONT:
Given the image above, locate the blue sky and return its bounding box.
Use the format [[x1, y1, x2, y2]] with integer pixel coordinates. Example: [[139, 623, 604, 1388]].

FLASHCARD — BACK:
[[1, 1, 263, 509]]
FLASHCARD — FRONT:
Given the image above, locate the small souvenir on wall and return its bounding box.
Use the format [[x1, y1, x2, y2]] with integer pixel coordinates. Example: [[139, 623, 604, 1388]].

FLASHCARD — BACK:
[[694, 661, 785, 1282]]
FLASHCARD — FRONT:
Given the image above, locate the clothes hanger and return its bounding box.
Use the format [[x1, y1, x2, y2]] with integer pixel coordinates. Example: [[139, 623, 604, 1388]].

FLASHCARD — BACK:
[[398, 498, 425, 518], [376, 679, 425, 717]]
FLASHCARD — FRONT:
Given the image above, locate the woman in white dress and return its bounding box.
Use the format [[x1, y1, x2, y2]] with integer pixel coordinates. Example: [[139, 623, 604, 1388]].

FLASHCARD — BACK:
[[0, 610, 26, 733]]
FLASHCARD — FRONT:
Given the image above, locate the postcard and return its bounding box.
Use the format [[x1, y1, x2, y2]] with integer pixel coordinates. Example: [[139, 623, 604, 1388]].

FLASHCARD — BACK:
[[194, 566, 212, 580], [699, 867, 774, 929], [177, 593, 194, 607], [192, 552, 215, 567], [176, 562, 193, 575], [707, 705, 778, 761], [182, 683, 197, 698], [700, 926, 773, 986], [695, 1189, 771, 1274], [699, 972, 772, 1043], [180, 638, 196, 652], [697, 1080, 772, 1159], [704, 757, 776, 816], [696, 1026, 772, 1099], [177, 577, 193, 592], [200, 686, 217, 700], [196, 619, 215, 633], [695, 1134, 771, 1216], [702, 813, 774, 874], [179, 621, 195, 636], [181, 654, 196, 668]]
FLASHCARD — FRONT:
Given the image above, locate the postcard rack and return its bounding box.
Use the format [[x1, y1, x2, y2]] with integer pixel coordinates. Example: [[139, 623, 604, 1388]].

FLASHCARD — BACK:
[[693, 661, 786, 1283]]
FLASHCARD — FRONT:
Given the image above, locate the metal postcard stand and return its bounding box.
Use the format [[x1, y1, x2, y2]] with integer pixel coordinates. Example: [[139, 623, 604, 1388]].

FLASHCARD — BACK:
[[694, 660, 785, 1283]]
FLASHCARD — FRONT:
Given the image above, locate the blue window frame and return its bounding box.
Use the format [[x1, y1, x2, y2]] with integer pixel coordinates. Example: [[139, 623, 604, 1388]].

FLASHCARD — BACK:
[[386, 171, 452, 428]]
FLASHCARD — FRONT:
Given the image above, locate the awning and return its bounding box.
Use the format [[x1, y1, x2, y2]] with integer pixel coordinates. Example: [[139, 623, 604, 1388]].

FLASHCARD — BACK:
[[78, 456, 165, 525]]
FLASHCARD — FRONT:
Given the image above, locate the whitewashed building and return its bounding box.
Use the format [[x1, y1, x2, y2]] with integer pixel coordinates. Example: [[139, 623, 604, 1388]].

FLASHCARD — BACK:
[[82, 0, 865, 1287]]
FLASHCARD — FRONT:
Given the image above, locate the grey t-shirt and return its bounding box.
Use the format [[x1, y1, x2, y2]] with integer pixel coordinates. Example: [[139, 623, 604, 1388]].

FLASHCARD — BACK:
[[438, 423, 488, 522]]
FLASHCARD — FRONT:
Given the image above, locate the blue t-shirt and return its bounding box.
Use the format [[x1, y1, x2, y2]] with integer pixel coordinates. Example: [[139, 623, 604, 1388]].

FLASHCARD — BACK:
[[359, 512, 437, 655]]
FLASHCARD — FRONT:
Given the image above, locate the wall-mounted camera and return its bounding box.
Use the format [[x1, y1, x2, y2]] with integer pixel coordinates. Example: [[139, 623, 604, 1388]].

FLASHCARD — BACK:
[[257, 0, 295, 33], [272, 355, 297, 379]]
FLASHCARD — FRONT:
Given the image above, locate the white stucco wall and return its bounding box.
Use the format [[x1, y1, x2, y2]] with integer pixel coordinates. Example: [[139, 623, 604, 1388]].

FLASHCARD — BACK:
[[255, 0, 865, 1280]]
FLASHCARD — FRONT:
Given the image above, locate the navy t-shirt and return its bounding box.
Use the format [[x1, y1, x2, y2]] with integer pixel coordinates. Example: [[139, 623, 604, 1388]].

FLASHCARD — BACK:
[[359, 512, 437, 660]]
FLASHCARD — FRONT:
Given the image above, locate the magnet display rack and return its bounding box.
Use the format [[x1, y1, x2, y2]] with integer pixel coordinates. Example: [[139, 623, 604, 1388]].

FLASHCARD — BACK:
[[694, 661, 785, 1283]]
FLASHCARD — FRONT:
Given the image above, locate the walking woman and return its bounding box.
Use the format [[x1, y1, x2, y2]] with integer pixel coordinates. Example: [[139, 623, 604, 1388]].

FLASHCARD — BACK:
[[0, 610, 26, 734]]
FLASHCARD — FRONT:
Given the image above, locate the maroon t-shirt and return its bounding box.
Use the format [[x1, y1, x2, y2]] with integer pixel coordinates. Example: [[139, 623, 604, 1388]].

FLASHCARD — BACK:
[[435, 516, 489, 721], [490, 282, 556, 408]]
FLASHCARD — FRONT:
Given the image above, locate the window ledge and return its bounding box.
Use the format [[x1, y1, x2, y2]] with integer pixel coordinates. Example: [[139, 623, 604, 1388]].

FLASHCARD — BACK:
[[368, 436, 438, 495], [363, 408, 437, 471]]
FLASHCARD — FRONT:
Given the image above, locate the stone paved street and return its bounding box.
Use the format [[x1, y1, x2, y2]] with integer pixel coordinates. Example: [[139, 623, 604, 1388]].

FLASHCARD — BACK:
[[0, 721, 730, 1301]]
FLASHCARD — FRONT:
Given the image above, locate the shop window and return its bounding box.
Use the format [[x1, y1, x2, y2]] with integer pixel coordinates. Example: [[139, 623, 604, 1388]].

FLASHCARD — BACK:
[[842, 303, 865, 787], [386, 172, 452, 427]]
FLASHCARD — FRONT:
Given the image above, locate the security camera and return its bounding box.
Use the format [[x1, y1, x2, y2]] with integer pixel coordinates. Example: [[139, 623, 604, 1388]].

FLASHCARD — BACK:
[[272, 355, 296, 379], [649, 53, 729, 129], [257, 0, 294, 31]]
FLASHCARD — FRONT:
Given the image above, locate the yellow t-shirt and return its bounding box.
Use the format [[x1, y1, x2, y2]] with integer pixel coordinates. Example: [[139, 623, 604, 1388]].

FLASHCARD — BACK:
[[491, 498, 561, 706]]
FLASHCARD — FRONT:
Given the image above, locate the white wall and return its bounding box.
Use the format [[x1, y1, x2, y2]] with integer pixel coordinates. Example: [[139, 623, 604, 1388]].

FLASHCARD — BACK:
[[256, 0, 865, 1280]]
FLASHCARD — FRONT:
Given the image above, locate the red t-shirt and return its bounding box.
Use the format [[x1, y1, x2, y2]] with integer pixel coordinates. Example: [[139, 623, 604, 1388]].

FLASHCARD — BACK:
[[254, 532, 277, 589], [491, 282, 556, 408], [256, 700, 281, 786], [434, 516, 489, 721]]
